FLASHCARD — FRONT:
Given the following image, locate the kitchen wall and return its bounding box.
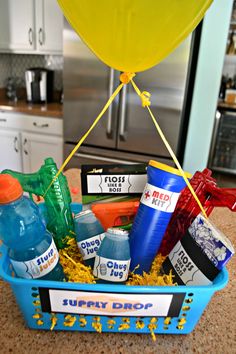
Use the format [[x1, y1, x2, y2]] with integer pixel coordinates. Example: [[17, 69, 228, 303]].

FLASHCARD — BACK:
[[0, 54, 11, 87], [0, 53, 63, 91]]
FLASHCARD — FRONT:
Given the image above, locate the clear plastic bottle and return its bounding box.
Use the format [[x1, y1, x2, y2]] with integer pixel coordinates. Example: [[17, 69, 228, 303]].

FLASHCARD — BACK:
[[93, 228, 131, 283], [74, 210, 105, 267], [2, 157, 75, 249], [0, 174, 65, 281]]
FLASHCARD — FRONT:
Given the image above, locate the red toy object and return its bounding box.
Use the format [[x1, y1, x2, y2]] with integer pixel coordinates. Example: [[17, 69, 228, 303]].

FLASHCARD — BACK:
[[159, 169, 236, 256], [92, 200, 140, 230]]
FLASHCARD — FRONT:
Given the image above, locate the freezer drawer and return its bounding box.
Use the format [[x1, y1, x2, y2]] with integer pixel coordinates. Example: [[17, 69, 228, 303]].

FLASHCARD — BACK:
[[64, 144, 174, 170]]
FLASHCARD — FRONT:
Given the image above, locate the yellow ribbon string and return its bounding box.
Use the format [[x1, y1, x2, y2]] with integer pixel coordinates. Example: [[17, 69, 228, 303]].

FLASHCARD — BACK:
[[130, 78, 207, 219], [45, 70, 207, 220], [44, 81, 125, 197]]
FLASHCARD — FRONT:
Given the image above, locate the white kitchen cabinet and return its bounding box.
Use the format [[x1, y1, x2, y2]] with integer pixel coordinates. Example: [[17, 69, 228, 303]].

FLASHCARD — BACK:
[[0, 0, 63, 54], [0, 111, 63, 173], [0, 0, 35, 52], [22, 131, 63, 173], [35, 0, 63, 54], [0, 129, 22, 172]]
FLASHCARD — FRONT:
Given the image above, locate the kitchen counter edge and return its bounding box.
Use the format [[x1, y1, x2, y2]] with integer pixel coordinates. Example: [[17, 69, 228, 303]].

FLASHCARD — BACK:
[[0, 100, 63, 119]]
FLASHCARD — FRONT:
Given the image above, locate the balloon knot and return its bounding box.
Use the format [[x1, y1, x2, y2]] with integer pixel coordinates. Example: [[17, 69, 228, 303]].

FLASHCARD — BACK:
[[120, 72, 135, 84], [140, 91, 151, 107]]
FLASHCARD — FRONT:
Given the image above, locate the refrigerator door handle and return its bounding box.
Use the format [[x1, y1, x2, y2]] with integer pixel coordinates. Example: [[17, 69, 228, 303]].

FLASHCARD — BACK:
[[106, 69, 115, 139], [119, 84, 128, 141], [73, 152, 136, 164]]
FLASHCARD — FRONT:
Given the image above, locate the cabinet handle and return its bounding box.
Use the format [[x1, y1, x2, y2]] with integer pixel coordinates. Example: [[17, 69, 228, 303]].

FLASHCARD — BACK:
[[38, 28, 44, 45], [0, 118, 7, 122], [23, 138, 28, 155], [28, 28, 33, 45], [33, 122, 49, 128], [14, 137, 19, 153]]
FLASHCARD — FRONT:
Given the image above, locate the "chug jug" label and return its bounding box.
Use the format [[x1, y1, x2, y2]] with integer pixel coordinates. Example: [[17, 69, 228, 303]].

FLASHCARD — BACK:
[[93, 256, 130, 282]]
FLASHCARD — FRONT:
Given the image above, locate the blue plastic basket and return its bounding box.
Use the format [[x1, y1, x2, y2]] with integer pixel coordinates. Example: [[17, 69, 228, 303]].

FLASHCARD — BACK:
[[0, 203, 228, 335]]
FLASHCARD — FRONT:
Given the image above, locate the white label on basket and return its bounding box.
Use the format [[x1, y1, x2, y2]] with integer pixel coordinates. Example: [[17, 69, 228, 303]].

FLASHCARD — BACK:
[[87, 174, 146, 194], [140, 183, 179, 213], [77, 233, 105, 260], [168, 241, 212, 285], [10, 239, 59, 279], [48, 290, 175, 317], [93, 256, 130, 282]]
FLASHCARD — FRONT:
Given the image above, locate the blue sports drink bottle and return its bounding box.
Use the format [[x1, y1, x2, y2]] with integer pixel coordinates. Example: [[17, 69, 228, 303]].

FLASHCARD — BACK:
[[74, 209, 105, 267], [0, 174, 65, 281], [93, 228, 131, 283]]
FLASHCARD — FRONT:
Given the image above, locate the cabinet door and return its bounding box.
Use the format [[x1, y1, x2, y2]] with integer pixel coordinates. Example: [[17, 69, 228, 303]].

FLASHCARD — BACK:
[[22, 132, 63, 173], [0, 129, 22, 172], [0, 0, 35, 52], [35, 0, 63, 53]]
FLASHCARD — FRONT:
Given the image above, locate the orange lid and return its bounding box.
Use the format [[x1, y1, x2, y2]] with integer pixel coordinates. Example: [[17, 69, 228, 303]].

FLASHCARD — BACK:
[[0, 174, 23, 204]]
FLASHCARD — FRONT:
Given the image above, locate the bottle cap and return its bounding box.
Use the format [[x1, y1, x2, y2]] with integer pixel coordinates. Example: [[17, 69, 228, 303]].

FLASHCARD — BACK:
[[74, 209, 93, 219], [0, 174, 23, 204], [107, 228, 129, 237]]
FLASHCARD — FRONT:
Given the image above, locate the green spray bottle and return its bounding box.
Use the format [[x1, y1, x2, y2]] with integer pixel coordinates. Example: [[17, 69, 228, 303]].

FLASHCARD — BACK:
[[2, 157, 74, 249]]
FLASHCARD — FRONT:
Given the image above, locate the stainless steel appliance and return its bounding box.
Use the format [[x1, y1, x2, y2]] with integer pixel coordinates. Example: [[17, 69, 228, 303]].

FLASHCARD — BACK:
[[208, 109, 236, 175], [63, 19, 202, 167], [25, 68, 54, 103]]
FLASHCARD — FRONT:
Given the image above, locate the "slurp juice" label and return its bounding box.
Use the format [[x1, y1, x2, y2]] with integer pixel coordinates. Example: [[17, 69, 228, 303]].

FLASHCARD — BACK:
[[77, 233, 105, 260], [10, 239, 59, 279], [93, 256, 131, 282]]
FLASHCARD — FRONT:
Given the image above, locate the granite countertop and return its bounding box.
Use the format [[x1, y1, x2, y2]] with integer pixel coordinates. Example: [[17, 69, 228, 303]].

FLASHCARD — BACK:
[[0, 99, 63, 118], [0, 169, 235, 354]]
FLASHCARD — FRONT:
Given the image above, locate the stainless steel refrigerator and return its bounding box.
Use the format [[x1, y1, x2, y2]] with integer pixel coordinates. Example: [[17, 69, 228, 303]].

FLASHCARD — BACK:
[[63, 19, 202, 167]]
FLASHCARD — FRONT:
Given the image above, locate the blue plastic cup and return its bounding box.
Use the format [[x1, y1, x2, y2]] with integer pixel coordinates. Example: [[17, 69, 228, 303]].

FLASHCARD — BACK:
[[129, 160, 191, 274]]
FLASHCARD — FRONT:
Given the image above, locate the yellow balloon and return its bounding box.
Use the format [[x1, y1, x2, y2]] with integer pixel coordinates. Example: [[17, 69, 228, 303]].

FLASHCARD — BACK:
[[58, 0, 212, 73]]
